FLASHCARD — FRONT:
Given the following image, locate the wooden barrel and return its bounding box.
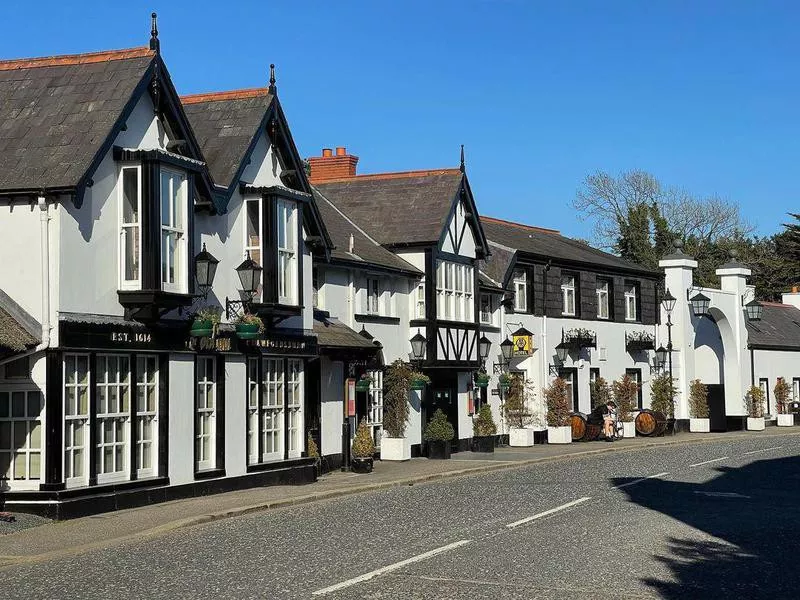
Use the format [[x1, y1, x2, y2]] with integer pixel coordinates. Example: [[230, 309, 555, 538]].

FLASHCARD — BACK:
[[585, 423, 602, 441], [570, 413, 587, 441], [635, 409, 667, 437]]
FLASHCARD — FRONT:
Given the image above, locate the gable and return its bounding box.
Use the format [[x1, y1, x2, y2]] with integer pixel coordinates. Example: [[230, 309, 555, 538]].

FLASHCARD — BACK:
[[440, 196, 477, 258], [240, 129, 284, 187]]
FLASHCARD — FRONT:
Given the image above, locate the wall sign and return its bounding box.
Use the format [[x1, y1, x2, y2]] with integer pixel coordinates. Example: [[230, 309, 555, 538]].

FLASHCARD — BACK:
[[511, 327, 534, 357], [60, 321, 188, 352], [346, 378, 356, 417], [245, 335, 318, 356]]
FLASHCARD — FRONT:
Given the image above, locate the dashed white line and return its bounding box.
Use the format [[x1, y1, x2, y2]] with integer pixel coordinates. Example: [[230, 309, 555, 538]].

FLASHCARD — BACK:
[[312, 539, 472, 595], [505, 497, 592, 529], [689, 457, 728, 467], [743, 446, 783, 455], [612, 472, 669, 490]]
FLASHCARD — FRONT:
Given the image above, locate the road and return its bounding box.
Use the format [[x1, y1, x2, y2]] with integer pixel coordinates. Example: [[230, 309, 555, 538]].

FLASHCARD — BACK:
[[2, 433, 799, 599]]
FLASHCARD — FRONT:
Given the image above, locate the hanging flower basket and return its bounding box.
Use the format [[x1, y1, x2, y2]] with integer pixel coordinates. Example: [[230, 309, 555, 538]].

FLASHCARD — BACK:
[[235, 323, 260, 340], [410, 371, 431, 391], [625, 331, 655, 352], [190, 319, 214, 338], [475, 373, 491, 389], [564, 328, 596, 349], [355, 376, 373, 392], [499, 374, 512, 390]]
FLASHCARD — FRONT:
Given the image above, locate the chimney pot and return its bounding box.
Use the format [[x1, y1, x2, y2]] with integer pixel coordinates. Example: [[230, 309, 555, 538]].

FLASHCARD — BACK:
[[322, 148, 333, 158], [336, 146, 346, 156]]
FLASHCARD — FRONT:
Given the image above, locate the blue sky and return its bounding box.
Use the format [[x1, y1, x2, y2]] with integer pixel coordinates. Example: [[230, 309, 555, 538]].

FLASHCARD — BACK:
[[2, 1, 798, 240]]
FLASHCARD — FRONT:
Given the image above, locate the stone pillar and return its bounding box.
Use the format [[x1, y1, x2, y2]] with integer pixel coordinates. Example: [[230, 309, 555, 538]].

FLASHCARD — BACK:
[[659, 243, 698, 420], [716, 260, 752, 416]]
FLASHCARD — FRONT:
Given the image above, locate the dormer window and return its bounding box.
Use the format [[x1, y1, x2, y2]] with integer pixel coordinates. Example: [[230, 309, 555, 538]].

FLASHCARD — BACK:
[[160, 169, 187, 293], [277, 198, 298, 305], [119, 166, 142, 288]]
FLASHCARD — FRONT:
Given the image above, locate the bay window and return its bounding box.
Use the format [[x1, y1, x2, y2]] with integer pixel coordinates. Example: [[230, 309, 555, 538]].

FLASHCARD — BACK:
[[277, 199, 298, 305], [436, 261, 474, 322], [0, 390, 43, 484], [95, 355, 130, 482], [119, 166, 141, 288], [64, 354, 90, 486], [245, 198, 263, 301], [597, 279, 610, 319], [561, 274, 576, 316], [196, 356, 216, 471], [625, 282, 638, 321], [160, 169, 187, 293]]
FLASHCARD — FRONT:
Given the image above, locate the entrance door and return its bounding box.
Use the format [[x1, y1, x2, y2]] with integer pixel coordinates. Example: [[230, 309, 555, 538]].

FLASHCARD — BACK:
[[428, 388, 459, 451], [559, 368, 579, 413], [707, 384, 726, 431]]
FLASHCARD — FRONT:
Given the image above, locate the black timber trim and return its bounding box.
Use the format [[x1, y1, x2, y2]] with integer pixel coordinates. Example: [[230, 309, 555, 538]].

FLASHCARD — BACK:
[[512, 253, 661, 280], [87, 352, 97, 486], [216, 355, 227, 472], [324, 256, 422, 278], [157, 353, 169, 481], [435, 175, 490, 259], [354, 314, 401, 325], [43, 349, 63, 488], [113, 147, 205, 172], [748, 344, 800, 352], [194, 467, 226, 481], [129, 353, 138, 481]]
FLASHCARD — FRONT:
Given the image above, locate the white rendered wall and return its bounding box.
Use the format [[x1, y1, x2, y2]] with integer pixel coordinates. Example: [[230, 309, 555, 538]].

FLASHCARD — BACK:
[[224, 356, 247, 476], [167, 354, 195, 485], [320, 357, 344, 457], [440, 200, 476, 259], [751, 349, 800, 414], [239, 131, 283, 187]]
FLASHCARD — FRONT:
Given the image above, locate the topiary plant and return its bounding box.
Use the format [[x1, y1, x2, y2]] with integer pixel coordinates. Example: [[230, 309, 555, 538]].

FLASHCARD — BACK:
[[351, 419, 375, 458], [503, 375, 534, 429], [775, 378, 791, 415], [590, 376, 611, 410], [689, 379, 709, 418], [306, 432, 320, 459], [544, 378, 571, 427], [650, 373, 676, 418], [424, 409, 455, 442], [473, 403, 497, 437], [612, 375, 638, 422], [383, 360, 412, 438], [746, 386, 765, 418]]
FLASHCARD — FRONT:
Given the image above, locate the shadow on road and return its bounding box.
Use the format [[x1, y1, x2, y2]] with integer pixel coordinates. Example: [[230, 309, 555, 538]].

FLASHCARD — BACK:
[[612, 455, 800, 599]]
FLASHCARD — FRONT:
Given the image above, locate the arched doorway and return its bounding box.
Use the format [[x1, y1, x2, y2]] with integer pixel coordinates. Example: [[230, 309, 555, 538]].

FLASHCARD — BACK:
[[694, 313, 726, 431]]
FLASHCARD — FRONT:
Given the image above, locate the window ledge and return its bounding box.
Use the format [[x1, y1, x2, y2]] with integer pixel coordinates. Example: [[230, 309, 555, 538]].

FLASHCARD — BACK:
[[354, 314, 400, 324], [246, 457, 316, 473], [194, 468, 226, 481]]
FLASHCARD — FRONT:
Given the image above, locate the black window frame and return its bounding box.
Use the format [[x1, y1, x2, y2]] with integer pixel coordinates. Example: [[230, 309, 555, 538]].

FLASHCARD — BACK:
[[626, 368, 643, 409]]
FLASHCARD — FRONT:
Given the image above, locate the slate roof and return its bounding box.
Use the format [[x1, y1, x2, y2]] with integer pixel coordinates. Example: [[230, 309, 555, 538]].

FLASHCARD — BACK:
[[0, 47, 155, 192], [479, 241, 516, 290], [0, 290, 40, 358], [481, 216, 659, 278], [747, 303, 800, 350], [313, 169, 464, 246], [313, 310, 379, 350], [182, 89, 273, 189], [312, 188, 420, 275]]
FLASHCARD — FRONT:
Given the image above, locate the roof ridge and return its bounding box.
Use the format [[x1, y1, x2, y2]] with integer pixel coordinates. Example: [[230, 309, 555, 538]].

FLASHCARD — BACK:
[[0, 46, 153, 71], [180, 87, 272, 104], [481, 215, 560, 235], [316, 168, 461, 185], [762, 301, 794, 307]]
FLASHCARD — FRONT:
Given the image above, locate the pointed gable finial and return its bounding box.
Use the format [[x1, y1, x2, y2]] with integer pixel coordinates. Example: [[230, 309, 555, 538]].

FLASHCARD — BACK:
[[149, 12, 160, 53], [268, 63, 277, 94], [459, 144, 465, 173]]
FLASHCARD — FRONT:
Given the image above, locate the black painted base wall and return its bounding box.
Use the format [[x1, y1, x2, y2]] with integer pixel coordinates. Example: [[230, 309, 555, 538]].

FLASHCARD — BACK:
[[726, 416, 748, 431], [673, 419, 690, 433], [3, 459, 317, 520]]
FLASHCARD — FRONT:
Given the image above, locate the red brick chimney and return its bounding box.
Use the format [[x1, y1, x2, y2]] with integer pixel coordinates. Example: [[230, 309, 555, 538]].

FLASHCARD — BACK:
[[308, 147, 359, 183]]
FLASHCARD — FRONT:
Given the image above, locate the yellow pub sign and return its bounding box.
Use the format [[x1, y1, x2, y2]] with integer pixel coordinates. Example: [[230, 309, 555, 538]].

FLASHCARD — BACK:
[[511, 327, 534, 357]]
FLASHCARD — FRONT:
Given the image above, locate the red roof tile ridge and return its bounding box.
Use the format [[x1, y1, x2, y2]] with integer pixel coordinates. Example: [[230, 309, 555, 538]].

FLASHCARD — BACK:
[[317, 168, 461, 184], [482, 215, 560, 235], [0, 46, 153, 71], [180, 88, 272, 104]]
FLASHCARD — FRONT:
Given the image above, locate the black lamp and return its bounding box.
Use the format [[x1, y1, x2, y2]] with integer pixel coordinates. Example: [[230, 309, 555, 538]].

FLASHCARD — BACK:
[[689, 292, 710, 317], [555, 342, 569, 363], [194, 243, 218, 295], [410, 330, 426, 361], [500, 338, 514, 363], [661, 289, 677, 314], [655, 345, 668, 369], [235, 251, 263, 301], [478, 335, 492, 362], [745, 299, 763, 321]]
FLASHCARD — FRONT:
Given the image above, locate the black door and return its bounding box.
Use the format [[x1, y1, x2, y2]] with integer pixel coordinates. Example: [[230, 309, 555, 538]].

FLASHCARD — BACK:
[[423, 371, 459, 453], [707, 384, 726, 431], [559, 368, 580, 413]]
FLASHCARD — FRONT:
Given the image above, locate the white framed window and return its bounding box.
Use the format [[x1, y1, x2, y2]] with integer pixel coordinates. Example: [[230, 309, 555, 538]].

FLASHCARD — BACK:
[[365, 276, 380, 315], [119, 165, 142, 289], [64, 354, 90, 487], [136, 356, 158, 478], [597, 279, 610, 319], [415, 280, 426, 319], [480, 293, 494, 325], [246, 358, 259, 465], [513, 269, 527, 312], [561, 274, 576, 316], [160, 168, 187, 293], [367, 369, 383, 448], [287, 359, 303, 458], [277, 199, 298, 305], [196, 357, 216, 471], [262, 359, 284, 461], [759, 378, 770, 414], [312, 267, 324, 309], [0, 390, 43, 485], [436, 261, 474, 322], [793, 378, 800, 402], [625, 283, 638, 321], [95, 355, 130, 483], [244, 197, 263, 302]]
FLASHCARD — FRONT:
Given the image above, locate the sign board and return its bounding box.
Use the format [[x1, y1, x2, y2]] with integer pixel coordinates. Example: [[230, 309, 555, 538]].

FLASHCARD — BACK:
[[491, 389, 500, 396], [346, 378, 357, 417], [512, 332, 533, 357]]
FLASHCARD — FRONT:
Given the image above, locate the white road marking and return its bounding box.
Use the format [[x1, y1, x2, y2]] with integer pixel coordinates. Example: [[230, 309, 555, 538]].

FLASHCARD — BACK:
[[694, 491, 751, 499], [312, 539, 472, 595], [612, 472, 669, 490], [689, 456, 728, 467], [744, 446, 783, 455], [505, 497, 592, 529]]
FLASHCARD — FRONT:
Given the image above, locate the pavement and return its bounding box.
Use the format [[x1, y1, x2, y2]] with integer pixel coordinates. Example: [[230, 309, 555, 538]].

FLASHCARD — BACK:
[[0, 428, 798, 578]]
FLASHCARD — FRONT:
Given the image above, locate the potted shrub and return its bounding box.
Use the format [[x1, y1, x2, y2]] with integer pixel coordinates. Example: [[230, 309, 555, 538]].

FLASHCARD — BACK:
[[745, 386, 766, 431], [381, 360, 412, 461], [351, 419, 375, 473], [590, 376, 611, 410], [472, 403, 497, 452], [544, 377, 572, 444], [649, 372, 676, 434], [498, 372, 512, 391], [612, 374, 638, 438], [775, 378, 793, 427], [307, 432, 321, 477], [190, 307, 221, 338], [424, 409, 454, 459], [504, 375, 535, 447], [474, 371, 491, 389], [235, 313, 264, 340], [688, 379, 710, 432], [410, 371, 431, 391], [355, 374, 373, 392]]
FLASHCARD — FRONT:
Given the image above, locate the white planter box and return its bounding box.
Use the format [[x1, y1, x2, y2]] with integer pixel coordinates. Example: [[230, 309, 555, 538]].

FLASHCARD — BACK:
[[547, 426, 572, 444], [690, 418, 710, 433], [509, 428, 536, 447], [622, 421, 636, 438], [380, 436, 410, 461], [747, 417, 765, 431], [777, 414, 794, 427]]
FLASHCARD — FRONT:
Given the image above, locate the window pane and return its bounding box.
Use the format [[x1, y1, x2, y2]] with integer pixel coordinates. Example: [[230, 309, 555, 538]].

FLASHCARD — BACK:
[[29, 452, 40, 479], [0, 393, 7, 418], [122, 168, 139, 224], [29, 421, 41, 448], [11, 392, 25, 418], [123, 227, 140, 281], [160, 172, 170, 226], [0, 423, 10, 449], [13, 453, 26, 479]]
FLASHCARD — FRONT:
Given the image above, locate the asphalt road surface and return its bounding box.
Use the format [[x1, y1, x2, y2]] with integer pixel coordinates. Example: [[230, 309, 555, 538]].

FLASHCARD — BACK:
[[2, 434, 799, 599]]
